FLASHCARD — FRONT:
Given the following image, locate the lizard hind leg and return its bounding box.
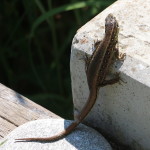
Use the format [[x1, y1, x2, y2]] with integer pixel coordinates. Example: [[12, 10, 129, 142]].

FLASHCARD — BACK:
[[100, 72, 126, 87], [100, 73, 120, 87]]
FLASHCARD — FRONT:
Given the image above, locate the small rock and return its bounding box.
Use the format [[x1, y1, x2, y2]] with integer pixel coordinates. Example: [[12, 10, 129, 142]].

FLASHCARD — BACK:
[[0, 119, 112, 150]]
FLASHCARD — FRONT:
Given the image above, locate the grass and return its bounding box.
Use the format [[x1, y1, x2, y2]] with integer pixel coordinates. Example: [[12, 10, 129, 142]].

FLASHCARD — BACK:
[[0, 0, 116, 119]]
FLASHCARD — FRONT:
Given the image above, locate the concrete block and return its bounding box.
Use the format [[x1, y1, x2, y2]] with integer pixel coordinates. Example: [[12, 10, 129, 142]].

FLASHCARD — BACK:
[[70, 0, 150, 149]]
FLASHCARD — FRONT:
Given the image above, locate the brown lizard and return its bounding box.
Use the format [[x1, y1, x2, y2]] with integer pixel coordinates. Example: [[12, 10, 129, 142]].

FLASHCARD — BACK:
[[15, 14, 125, 142]]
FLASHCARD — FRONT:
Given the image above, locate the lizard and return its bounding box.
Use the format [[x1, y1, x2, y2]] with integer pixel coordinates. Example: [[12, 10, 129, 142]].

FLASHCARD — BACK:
[[15, 14, 125, 142]]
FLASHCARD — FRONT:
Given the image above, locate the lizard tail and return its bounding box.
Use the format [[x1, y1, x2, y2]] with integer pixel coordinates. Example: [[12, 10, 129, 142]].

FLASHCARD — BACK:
[[15, 90, 97, 142], [15, 121, 79, 142]]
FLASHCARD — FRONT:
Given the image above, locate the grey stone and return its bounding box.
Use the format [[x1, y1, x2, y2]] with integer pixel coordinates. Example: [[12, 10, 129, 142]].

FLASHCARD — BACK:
[[0, 119, 112, 150]]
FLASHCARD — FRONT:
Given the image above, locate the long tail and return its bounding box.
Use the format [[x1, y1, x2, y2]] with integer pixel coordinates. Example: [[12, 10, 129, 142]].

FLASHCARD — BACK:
[[15, 90, 97, 142], [15, 121, 79, 142]]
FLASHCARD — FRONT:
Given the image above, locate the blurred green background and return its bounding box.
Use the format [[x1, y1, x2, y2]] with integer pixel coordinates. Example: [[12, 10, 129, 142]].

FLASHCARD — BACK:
[[0, 0, 116, 119]]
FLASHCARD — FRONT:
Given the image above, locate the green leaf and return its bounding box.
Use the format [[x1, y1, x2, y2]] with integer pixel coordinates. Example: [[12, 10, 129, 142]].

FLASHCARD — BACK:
[[0, 139, 7, 146], [30, 1, 96, 37]]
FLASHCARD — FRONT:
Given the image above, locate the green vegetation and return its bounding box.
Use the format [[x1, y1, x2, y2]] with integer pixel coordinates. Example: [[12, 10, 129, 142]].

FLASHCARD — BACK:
[[0, 0, 116, 119], [0, 139, 7, 146]]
